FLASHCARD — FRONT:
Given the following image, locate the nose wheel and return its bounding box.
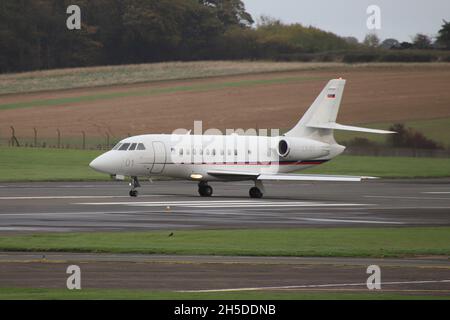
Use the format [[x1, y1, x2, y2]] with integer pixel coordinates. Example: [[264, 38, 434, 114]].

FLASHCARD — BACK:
[[198, 182, 213, 197], [129, 190, 139, 197], [129, 176, 141, 197]]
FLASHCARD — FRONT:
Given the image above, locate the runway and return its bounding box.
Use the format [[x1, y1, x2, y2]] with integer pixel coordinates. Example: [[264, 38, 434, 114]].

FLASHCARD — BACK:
[[0, 179, 449, 296], [0, 252, 449, 295], [0, 179, 449, 232]]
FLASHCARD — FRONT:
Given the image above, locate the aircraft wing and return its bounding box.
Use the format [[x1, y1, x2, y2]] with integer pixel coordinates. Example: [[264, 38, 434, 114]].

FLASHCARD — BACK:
[[208, 170, 375, 182], [207, 170, 259, 179], [257, 173, 374, 182]]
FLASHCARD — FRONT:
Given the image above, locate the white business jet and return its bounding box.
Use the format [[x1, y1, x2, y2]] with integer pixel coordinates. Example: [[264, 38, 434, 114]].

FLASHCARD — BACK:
[[89, 78, 394, 198]]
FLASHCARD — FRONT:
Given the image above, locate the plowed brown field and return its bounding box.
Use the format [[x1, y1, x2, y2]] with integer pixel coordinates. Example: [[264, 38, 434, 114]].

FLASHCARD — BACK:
[[1, 65, 450, 140]]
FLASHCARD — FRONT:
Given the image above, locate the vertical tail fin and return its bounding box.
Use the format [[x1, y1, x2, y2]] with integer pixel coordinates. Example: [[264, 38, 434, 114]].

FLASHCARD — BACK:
[[285, 79, 395, 143], [285, 79, 346, 142]]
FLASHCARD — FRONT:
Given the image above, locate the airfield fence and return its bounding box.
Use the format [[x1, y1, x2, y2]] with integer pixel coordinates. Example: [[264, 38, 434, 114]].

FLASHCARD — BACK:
[[0, 126, 120, 150], [344, 146, 450, 158], [1, 126, 449, 157]]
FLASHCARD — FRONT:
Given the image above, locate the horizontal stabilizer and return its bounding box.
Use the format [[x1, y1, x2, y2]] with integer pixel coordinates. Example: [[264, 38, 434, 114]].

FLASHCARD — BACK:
[[307, 123, 395, 134]]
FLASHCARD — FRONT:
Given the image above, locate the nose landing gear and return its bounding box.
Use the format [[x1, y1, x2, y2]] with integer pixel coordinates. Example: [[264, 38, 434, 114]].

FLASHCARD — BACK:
[[129, 176, 141, 197], [198, 181, 213, 197]]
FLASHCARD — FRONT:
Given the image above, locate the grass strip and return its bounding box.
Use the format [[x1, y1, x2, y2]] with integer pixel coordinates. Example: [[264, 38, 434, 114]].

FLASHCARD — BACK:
[[0, 287, 447, 300], [0, 227, 449, 258]]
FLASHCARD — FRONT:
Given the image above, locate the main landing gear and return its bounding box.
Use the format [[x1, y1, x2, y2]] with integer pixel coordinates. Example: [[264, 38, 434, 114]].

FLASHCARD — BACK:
[[249, 180, 265, 199], [198, 181, 213, 197], [129, 176, 141, 197], [249, 187, 263, 198], [197, 181, 265, 198]]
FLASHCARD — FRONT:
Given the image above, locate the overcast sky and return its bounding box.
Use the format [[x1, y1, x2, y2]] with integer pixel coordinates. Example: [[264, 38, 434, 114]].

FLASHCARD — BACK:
[[243, 0, 450, 42]]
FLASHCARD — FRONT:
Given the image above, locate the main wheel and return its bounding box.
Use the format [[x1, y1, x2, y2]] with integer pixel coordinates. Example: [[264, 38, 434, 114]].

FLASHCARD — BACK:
[[249, 187, 263, 199], [129, 190, 138, 197], [198, 185, 213, 197]]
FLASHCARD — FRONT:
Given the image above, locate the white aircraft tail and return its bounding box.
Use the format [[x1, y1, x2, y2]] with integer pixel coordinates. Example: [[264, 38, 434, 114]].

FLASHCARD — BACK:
[[285, 79, 394, 143]]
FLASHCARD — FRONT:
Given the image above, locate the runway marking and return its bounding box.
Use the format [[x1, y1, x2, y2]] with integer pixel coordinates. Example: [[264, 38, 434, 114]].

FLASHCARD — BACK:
[[368, 206, 450, 210], [186, 203, 366, 208], [0, 227, 71, 231], [178, 279, 450, 293], [300, 218, 404, 225], [0, 210, 166, 216], [423, 192, 450, 194], [75, 200, 370, 208], [0, 195, 164, 200], [365, 195, 450, 200]]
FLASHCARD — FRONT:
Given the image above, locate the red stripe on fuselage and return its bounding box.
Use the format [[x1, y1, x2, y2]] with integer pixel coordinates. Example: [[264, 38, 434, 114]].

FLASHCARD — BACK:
[[176, 160, 329, 165]]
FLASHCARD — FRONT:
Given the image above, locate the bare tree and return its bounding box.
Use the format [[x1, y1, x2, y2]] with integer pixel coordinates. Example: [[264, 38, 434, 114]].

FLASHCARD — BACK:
[[413, 34, 432, 49], [363, 33, 380, 48]]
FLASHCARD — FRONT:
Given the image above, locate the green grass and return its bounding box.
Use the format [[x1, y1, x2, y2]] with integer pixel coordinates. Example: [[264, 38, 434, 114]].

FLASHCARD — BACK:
[[0, 147, 448, 182], [0, 147, 104, 181], [0, 227, 449, 257], [304, 155, 450, 178], [0, 75, 325, 111], [0, 288, 447, 300], [0, 61, 344, 95], [335, 117, 450, 148]]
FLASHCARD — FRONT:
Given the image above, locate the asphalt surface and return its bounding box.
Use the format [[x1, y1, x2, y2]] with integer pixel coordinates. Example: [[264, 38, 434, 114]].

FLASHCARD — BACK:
[[0, 179, 449, 232], [0, 252, 449, 295], [0, 179, 449, 296]]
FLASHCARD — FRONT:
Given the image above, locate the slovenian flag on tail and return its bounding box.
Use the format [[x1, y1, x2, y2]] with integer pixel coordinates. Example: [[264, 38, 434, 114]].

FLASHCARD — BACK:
[[327, 87, 336, 99]]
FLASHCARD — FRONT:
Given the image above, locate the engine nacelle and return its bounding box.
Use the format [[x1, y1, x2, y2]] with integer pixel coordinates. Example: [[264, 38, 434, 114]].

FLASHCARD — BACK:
[[277, 137, 330, 160]]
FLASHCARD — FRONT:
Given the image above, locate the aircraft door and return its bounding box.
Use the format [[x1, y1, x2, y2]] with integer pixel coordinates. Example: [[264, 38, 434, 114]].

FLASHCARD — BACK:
[[151, 141, 166, 174]]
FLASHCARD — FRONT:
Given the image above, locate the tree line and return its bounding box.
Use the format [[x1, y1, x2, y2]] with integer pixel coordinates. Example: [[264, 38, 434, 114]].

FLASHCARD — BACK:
[[0, 0, 352, 73], [1, 0, 450, 73], [361, 22, 450, 50]]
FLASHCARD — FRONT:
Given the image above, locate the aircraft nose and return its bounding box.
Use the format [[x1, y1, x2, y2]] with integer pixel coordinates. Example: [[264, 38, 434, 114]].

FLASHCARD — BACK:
[[89, 154, 110, 174]]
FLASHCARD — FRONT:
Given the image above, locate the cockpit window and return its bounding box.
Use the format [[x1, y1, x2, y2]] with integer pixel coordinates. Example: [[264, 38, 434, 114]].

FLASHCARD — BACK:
[[119, 143, 130, 151], [128, 143, 137, 151], [137, 143, 146, 150], [112, 143, 122, 150]]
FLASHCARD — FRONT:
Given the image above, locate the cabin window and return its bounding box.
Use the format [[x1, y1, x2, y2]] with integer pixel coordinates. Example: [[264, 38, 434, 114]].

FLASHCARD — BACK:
[[119, 143, 130, 151], [206, 149, 210, 156], [248, 150, 252, 155], [212, 149, 216, 156], [220, 150, 224, 156], [234, 149, 238, 156], [171, 147, 175, 153], [179, 149, 183, 155], [112, 143, 121, 150], [227, 150, 231, 156], [199, 149, 203, 155], [128, 143, 137, 151], [137, 143, 146, 150], [186, 149, 190, 155]]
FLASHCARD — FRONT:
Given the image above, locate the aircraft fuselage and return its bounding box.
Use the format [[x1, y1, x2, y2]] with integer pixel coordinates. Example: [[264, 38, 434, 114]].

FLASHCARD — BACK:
[[90, 134, 344, 182]]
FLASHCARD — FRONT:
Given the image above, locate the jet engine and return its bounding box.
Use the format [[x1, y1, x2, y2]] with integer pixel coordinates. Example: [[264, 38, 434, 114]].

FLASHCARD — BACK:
[[277, 137, 330, 160]]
